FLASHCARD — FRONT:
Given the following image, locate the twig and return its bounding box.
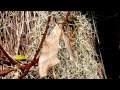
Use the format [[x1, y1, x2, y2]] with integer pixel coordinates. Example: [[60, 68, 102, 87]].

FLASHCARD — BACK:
[[0, 70, 12, 75], [18, 68, 30, 79], [18, 56, 40, 79], [0, 44, 18, 65], [32, 16, 51, 64]]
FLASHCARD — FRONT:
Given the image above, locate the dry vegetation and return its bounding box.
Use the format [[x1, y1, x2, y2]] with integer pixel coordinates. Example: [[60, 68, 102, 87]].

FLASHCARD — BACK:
[[0, 11, 105, 79]]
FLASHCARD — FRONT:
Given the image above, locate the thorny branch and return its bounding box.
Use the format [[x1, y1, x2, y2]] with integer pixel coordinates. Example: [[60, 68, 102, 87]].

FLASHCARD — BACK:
[[0, 16, 51, 79], [18, 67, 30, 79]]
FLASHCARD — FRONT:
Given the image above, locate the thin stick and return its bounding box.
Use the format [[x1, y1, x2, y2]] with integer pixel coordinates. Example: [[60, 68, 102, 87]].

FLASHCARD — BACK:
[[0, 70, 12, 75], [19, 68, 30, 79], [32, 16, 51, 63]]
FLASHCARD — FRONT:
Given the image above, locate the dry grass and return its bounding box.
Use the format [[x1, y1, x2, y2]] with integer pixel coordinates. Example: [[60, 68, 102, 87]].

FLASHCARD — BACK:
[[0, 11, 104, 79]]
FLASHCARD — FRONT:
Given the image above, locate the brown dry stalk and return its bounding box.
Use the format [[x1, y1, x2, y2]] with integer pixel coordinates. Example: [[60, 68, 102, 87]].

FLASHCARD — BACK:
[[18, 67, 30, 79], [15, 12, 24, 55], [0, 70, 12, 75]]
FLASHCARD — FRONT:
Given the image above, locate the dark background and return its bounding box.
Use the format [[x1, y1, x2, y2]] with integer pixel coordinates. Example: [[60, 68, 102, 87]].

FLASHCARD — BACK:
[[93, 11, 120, 79]]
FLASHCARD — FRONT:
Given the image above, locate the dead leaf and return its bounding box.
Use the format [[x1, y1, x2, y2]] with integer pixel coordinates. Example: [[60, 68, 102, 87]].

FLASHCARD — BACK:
[[39, 55, 60, 78], [62, 31, 77, 62], [38, 24, 61, 78]]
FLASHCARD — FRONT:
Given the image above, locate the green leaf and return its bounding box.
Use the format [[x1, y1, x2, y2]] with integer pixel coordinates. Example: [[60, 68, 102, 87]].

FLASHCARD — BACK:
[[13, 55, 27, 61]]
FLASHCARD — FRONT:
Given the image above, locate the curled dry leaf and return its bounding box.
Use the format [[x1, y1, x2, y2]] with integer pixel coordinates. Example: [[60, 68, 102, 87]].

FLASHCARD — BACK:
[[39, 55, 60, 78], [62, 31, 77, 62], [38, 24, 61, 78]]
